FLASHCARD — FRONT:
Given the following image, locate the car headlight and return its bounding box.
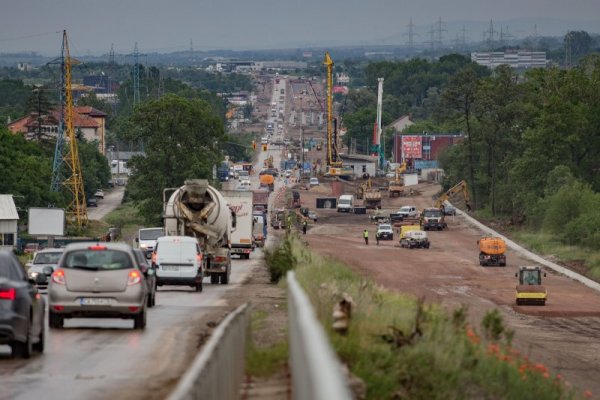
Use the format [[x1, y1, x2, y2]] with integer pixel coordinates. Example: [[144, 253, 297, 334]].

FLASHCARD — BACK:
[[29, 271, 39, 279], [140, 244, 148, 249]]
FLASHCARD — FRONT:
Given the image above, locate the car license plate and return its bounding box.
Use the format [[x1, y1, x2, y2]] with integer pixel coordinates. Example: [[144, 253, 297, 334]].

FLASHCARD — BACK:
[[80, 298, 112, 306], [162, 266, 179, 271]]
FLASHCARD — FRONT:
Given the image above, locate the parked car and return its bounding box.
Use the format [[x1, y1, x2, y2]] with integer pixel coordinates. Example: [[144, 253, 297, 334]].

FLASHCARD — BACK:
[[377, 224, 394, 240], [309, 177, 319, 187], [133, 249, 157, 308], [95, 189, 105, 199], [48, 243, 148, 329], [25, 248, 64, 289], [23, 243, 41, 255], [0, 251, 46, 358], [307, 210, 318, 222], [86, 197, 98, 207], [396, 205, 418, 218], [443, 204, 457, 216], [152, 236, 204, 292]]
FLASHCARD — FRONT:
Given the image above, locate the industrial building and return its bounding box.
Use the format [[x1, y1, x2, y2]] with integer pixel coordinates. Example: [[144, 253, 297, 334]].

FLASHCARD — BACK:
[[392, 133, 463, 168], [471, 51, 547, 69]]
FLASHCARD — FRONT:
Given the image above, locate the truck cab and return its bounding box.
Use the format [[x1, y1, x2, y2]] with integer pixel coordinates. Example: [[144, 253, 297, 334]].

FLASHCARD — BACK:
[[421, 208, 447, 231], [337, 195, 354, 213]]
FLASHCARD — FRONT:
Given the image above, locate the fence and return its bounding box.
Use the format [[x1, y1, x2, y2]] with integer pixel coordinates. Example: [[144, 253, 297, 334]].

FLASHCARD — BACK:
[[287, 271, 353, 400], [167, 303, 249, 400]]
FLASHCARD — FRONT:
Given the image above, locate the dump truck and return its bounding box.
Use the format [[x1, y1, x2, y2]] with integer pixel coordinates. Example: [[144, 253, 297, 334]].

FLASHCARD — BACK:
[[259, 174, 275, 192], [163, 179, 233, 285], [252, 189, 270, 212], [515, 266, 547, 305], [421, 207, 447, 231], [399, 225, 430, 249], [478, 237, 507, 266], [364, 190, 382, 209], [271, 209, 287, 229]]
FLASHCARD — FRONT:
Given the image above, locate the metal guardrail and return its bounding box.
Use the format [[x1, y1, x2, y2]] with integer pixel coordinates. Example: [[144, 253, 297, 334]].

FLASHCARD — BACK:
[[287, 271, 353, 400], [168, 303, 249, 400]]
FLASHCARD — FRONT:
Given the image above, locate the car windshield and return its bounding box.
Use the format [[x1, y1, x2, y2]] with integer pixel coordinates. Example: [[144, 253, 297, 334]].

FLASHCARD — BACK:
[[157, 242, 197, 258], [63, 249, 133, 270], [140, 228, 164, 240], [33, 252, 63, 264], [400, 207, 411, 212], [379, 225, 392, 231], [424, 210, 442, 217]]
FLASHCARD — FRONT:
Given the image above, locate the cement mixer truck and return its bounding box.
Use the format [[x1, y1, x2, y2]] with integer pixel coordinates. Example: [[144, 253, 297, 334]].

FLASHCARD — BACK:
[[478, 236, 507, 267], [163, 179, 234, 285]]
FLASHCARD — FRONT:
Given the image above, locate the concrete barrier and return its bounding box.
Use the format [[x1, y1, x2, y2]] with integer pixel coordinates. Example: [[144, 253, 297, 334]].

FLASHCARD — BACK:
[[167, 303, 249, 400], [287, 271, 353, 400], [451, 202, 600, 293]]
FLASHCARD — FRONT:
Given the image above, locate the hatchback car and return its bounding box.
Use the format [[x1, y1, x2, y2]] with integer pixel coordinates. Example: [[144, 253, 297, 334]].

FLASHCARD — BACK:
[[0, 251, 45, 358], [48, 243, 148, 330], [152, 236, 204, 292], [25, 248, 64, 289], [377, 224, 394, 240], [86, 197, 98, 207], [132, 249, 156, 307]]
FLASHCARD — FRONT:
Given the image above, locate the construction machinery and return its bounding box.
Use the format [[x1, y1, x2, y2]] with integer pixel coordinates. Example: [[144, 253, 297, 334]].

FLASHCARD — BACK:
[[515, 266, 547, 305], [399, 225, 430, 249], [421, 207, 447, 231], [478, 236, 507, 266], [355, 179, 382, 209], [435, 180, 471, 211], [388, 162, 407, 197]]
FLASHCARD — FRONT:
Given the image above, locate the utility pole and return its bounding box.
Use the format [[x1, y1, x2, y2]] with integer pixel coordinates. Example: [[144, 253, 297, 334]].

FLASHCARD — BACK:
[[375, 78, 384, 170], [133, 42, 140, 106]]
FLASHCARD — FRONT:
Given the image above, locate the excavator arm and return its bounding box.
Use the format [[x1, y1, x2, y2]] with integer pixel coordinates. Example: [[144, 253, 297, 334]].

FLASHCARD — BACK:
[[435, 180, 471, 209]]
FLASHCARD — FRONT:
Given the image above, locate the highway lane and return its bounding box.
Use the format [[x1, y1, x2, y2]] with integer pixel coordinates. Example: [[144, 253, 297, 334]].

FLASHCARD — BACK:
[[0, 257, 258, 400]]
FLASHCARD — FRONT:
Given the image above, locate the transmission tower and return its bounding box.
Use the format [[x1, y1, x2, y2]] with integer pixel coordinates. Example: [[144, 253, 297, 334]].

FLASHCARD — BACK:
[[133, 42, 140, 106], [435, 17, 446, 49], [532, 24, 539, 51], [485, 19, 497, 50], [51, 30, 87, 227], [405, 17, 417, 52]]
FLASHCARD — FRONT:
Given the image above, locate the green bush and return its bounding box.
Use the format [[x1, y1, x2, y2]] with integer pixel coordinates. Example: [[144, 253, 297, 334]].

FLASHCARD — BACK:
[[264, 234, 297, 283]]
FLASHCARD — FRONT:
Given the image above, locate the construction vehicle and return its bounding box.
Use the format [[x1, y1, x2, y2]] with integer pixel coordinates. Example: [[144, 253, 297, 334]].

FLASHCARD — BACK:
[[478, 237, 507, 266], [356, 179, 381, 209], [252, 189, 270, 213], [388, 161, 407, 197], [259, 174, 275, 192], [515, 266, 547, 305], [435, 180, 471, 210], [421, 208, 447, 231], [399, 225, 430, 249], [163, 179, 233, 285], [271, 209, 287, 229]]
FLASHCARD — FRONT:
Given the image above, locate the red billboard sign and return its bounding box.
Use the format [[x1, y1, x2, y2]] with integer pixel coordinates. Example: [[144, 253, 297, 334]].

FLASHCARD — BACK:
[[402, 136, 422, 159]]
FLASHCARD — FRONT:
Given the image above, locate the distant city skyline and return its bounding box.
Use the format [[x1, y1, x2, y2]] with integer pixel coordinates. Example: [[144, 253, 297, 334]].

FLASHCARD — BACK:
[[1, 0, 599, 56]]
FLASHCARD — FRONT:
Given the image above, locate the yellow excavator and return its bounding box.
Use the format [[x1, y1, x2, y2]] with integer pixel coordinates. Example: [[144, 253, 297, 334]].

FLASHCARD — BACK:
[[388, 161, 407, 197], [435, 180, 471, 210]]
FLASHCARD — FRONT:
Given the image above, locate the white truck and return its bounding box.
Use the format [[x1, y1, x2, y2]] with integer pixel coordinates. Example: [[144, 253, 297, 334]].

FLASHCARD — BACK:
[[337, 194, 354, 213], [135, 227, 164, 257], [163, 179, 233, 285], [223, 190, 254, 259]]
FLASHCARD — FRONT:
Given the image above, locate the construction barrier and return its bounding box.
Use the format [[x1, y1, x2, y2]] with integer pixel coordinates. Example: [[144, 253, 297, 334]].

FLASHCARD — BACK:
[[167, 303, 249, 400], [287, 271, 353, 400]]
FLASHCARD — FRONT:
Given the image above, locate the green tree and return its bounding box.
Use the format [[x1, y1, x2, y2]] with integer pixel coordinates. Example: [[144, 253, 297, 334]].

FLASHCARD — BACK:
[[125, 94, 225, 224], [564, 31, 593, 61]]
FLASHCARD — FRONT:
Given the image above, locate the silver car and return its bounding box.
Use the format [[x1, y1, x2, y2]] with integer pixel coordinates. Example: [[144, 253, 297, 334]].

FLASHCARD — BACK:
[[25, 248, 64, 289], [48, 243, 148, 330]]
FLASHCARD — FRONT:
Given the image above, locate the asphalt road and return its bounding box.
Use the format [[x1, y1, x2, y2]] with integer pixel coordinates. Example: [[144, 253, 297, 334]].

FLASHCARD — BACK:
[[87, 186, 125, 221], [0, 257, 258, 400]]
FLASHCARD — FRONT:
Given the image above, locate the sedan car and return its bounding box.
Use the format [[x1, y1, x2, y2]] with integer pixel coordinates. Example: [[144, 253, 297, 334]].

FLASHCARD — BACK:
[[0, 251, 45, 358], [25, 248, 64, 289], [133, 248, 156, 308], [376, 224, 394, 240], [48, 243, 148, 330]]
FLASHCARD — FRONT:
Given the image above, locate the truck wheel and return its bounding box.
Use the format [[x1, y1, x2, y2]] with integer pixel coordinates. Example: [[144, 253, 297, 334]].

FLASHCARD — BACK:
[[425, 243, 430, 249], [195, 281, 203, 292], [211, 274, 219, 284], [220, 272, 229, 285]]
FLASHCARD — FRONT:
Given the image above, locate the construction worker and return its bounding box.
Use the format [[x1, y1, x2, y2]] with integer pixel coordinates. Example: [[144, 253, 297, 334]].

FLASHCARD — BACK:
[[302, 220, 307, 235], [363, 229, 369, 245], [375, 231, 380, 246]]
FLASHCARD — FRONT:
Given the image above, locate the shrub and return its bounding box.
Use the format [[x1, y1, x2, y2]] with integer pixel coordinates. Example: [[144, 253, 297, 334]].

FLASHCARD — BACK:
[[264, 234, 297, 283]]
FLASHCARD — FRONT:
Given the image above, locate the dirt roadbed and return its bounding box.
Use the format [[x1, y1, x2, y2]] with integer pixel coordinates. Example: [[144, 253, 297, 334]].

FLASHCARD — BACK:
[[301, 182, 600, 395]]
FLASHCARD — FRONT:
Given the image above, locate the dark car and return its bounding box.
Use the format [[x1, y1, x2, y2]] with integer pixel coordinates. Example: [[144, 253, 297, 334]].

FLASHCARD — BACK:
[[133, 249, 157, 308], [86, 197, 98, 207], [0, 251, 46, 358]]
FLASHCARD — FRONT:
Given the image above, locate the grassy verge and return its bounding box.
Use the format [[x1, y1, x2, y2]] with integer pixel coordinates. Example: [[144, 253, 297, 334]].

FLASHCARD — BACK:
[[276, 234, 580, 400], [103, 202, 145, 241], [511, 230, 600, 280], [245, 309, 288, 377]]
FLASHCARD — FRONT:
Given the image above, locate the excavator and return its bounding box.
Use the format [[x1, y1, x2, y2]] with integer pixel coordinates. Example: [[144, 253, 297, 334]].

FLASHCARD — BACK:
[[435, 180, 471, 211], [515, 266, 547, 305]]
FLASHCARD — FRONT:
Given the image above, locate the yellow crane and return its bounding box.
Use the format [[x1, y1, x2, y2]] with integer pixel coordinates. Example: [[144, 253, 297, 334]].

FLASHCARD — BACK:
[[323, 52, 348, 176], [61, 30, 87, 227]]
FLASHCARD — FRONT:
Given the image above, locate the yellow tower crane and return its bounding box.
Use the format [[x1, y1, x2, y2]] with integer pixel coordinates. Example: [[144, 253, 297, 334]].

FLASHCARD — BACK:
[[61, 30, 87, 227]]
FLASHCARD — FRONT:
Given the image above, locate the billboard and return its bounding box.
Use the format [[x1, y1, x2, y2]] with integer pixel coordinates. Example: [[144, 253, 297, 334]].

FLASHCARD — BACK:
[[402, 136, 422, 158], [28, 208, 65, 236]]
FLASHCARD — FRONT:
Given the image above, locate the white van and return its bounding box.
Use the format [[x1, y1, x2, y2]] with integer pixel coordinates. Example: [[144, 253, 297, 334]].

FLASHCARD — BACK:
[[337, 194, 354, 213], [152, 236, 204, 292], [135, 227, 164, 256]]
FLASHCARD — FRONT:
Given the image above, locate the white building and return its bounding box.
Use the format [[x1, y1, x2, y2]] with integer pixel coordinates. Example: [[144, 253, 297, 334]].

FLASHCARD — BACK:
[[471, 51, 547, 69], [340, 154, 378, 178], [0, 195, 19, 250]]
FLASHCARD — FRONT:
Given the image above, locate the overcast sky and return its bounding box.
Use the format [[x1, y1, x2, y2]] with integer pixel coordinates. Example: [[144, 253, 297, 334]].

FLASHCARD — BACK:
[[1, 0, 599, 55]]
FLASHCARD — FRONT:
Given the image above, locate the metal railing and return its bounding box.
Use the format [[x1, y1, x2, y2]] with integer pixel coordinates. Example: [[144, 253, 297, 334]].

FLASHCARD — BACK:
[[168, 303, 249, 400], [287, 271, 353, 400]]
